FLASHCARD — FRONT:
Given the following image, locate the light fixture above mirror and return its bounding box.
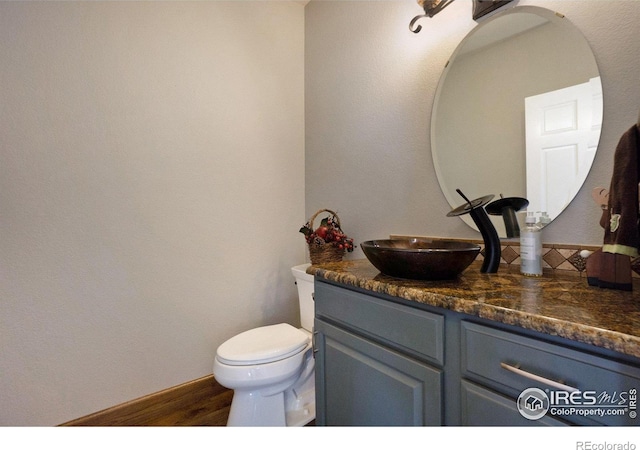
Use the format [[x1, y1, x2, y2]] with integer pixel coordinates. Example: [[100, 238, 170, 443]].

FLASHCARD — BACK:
[[410, 0, 455, 33], [410, 0, 513, 33], [472, 0, 513, 20]]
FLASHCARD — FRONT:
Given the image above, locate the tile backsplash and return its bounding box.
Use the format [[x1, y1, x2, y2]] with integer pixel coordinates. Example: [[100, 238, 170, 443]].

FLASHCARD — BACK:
[[390, 235, 640, 278]]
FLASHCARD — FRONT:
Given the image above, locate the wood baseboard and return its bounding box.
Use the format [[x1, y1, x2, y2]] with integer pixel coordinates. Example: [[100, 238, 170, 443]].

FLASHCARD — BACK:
[[60, 375, 232, 426]]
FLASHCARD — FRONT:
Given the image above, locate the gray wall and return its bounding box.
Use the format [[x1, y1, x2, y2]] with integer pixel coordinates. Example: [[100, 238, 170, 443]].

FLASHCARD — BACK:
[[0, 1, 305, 426], [305, 0, 640, 258]]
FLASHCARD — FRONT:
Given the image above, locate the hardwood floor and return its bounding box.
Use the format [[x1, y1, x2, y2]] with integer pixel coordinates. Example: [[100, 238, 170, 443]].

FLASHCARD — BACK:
[[61, 374, 315, 426], [61, 375, 233, 426]]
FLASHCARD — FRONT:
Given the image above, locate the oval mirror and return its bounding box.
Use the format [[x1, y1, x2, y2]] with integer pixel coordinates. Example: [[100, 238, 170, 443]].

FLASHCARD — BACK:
[[432, 6, 602, 237]]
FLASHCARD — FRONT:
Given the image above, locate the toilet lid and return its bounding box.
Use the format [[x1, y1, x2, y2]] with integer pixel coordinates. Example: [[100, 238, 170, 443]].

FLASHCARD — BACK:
[[216, 323, 310, 366]]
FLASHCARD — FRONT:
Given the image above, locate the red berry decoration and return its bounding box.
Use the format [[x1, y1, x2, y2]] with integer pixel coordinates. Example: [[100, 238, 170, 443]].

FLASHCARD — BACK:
[[299, 212, 355, 254]]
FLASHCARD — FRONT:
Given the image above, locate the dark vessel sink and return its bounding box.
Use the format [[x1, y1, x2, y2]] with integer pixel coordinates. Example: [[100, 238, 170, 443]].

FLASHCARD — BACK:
[[361, 239, 481, 280]]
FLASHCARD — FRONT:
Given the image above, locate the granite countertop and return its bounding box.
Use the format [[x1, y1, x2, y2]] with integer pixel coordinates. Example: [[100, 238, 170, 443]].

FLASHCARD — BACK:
[[308, 259, 640, 359]]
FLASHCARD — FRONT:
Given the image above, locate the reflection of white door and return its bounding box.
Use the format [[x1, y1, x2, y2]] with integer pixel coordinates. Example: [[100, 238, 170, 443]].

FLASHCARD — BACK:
[[525, 77, 602, 218]]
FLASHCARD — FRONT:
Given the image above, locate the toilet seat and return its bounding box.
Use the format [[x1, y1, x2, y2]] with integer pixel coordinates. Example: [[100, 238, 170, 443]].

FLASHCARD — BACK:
[[216, 323, 310, 366]]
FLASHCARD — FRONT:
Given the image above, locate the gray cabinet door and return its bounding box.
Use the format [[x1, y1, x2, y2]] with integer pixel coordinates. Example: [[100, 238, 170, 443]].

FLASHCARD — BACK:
[[315, 319, 442, 426]]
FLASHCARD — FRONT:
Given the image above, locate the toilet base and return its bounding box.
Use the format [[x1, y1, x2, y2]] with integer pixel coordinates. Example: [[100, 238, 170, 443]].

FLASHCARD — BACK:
[[284, 350, 315, 426], [226, 390, 315, 426], [225, 349, 315, 426], [285, 388, 315, 426], [227, 390, 287, 426]]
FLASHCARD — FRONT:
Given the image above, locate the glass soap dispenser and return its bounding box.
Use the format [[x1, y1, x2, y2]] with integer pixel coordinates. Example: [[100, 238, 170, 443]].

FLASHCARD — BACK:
[[520, 212, 542, 277]]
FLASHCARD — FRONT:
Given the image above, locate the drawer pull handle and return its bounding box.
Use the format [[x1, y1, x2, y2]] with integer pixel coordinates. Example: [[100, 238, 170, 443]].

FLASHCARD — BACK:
[[500, 362, 579, 392]]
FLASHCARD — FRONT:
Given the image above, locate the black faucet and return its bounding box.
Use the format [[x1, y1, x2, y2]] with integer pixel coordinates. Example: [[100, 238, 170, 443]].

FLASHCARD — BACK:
[[447, 189, 501, 273]]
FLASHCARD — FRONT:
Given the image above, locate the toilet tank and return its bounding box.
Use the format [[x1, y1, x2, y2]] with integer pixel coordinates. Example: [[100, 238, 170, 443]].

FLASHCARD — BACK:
[[291, 264, 314, 332]]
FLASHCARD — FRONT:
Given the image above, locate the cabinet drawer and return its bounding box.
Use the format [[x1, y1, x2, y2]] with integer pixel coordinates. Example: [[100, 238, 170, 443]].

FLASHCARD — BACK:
[[315, 281, 444, 365], [461, 380, 566, 426], [461, 321, 640, 426]]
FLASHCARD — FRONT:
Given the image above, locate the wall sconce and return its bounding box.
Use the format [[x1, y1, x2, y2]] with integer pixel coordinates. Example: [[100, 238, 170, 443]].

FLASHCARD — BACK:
[[409, 0, 454, 33], [409, 0, 513, 33]]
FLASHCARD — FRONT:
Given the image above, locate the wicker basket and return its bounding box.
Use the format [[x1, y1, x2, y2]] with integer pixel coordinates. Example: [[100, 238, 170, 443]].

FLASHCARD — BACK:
[[305, 209, 347, 265]]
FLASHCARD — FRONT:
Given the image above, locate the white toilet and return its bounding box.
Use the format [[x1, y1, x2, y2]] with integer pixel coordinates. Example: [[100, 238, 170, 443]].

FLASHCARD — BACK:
[[213, 264, 315, 426]]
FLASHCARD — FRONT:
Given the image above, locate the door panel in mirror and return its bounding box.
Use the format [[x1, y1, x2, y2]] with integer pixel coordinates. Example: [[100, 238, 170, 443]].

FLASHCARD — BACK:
[[525, 78, 601, 220]]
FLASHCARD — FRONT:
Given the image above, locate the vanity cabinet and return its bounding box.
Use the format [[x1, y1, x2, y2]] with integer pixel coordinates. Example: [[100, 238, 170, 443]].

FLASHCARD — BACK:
[[314, 279, 640, 426]]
